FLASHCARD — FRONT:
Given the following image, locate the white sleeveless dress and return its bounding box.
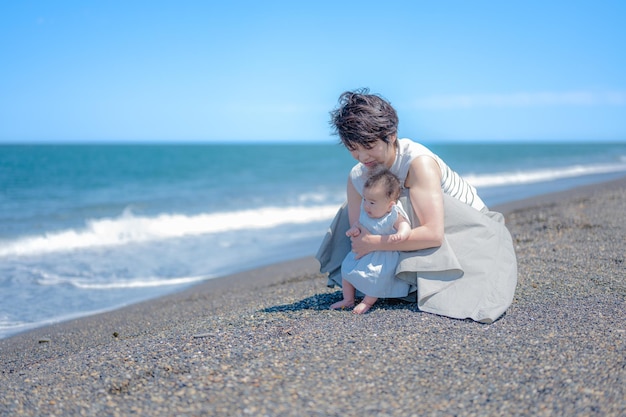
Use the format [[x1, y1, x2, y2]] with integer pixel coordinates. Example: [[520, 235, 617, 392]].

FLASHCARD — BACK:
[[341, 203, 411, 298], [317, 138, 518, 323]]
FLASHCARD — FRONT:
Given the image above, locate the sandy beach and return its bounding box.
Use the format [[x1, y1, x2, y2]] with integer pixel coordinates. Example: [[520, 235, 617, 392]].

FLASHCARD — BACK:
[[1, 177, 625, 417]]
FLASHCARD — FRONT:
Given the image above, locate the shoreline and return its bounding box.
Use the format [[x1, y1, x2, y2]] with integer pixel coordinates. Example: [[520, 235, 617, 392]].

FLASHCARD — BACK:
[[1, 176, 625, 416], [2, 174, 624, 342], [1, 171, 625, 342], [493, 174, 626, 215]]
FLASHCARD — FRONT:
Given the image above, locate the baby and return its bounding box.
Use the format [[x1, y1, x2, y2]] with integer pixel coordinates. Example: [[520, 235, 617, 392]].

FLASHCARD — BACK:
[[331, 168, 411, 314]]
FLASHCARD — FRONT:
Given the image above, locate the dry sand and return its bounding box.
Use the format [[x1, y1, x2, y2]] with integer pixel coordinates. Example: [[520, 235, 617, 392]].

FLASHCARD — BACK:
[[1, 177, 625, 416]]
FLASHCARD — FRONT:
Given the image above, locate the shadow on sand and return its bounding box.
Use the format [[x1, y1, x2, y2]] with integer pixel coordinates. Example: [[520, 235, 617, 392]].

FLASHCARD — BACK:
[[260, 290, 420, 314]]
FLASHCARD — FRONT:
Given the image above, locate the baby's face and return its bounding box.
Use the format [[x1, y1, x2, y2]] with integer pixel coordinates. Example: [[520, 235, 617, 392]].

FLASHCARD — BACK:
[[362, 184, 394, 219]]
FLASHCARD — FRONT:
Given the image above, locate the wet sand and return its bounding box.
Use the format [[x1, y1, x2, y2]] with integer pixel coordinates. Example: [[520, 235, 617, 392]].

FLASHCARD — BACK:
[[1, 177, 625, 416]]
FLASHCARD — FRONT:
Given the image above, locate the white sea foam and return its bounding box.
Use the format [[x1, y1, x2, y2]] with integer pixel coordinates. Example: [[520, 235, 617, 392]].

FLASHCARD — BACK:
[[0, 204, 340, 257], [37, 272, 211, 289], [465, 162, 626, 188], [3, 161, 626, 259]]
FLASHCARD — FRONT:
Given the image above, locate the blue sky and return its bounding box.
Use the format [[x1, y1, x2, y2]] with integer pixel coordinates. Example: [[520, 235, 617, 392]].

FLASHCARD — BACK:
[[1, 1, 625, 143]]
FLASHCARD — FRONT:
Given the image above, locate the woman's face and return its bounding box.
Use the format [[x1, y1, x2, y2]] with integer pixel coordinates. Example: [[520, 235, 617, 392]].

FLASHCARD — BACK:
[[348, 138, 396, 171]]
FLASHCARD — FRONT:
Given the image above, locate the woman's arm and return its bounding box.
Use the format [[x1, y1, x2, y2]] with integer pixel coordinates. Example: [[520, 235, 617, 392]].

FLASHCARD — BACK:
[[350, 156, 444, 257], [346, 176, 362, 229]]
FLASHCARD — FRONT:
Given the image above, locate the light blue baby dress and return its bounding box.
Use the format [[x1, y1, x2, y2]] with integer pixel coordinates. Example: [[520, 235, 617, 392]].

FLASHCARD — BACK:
[[341, 203, 411, 298]]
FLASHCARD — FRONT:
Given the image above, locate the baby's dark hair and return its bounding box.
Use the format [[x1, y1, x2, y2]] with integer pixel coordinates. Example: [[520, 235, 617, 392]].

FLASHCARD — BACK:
[[364, 167, 402, 202], [329, 88, 398, 150]]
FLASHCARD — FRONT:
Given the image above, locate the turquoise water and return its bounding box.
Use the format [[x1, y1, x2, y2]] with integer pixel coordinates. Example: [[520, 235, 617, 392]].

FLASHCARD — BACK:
[[1, 141, 626, 338]]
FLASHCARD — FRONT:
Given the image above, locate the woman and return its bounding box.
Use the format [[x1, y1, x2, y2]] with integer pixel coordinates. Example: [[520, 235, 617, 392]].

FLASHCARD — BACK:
[[316, 89, 517, 323]]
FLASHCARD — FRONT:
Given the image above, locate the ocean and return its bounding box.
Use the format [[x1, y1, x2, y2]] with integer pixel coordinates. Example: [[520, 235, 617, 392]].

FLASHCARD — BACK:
[[2, 141, 626, 339]]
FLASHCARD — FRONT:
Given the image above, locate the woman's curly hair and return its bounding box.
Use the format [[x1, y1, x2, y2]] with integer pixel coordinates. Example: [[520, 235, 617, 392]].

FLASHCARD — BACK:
[[329, 88, 399, 150]]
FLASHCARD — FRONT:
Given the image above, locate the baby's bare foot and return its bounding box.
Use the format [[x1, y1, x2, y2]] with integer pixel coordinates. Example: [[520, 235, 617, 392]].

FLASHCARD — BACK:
[[352, 301, 373, 314], [330, 299, 355, 310]]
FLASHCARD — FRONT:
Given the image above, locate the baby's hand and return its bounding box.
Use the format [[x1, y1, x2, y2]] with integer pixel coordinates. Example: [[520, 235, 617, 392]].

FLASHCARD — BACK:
[[389, 219, 410, 243], [346, 225, 361, 238], [389, 233, 402, 243], [389, 229, 410, 243]]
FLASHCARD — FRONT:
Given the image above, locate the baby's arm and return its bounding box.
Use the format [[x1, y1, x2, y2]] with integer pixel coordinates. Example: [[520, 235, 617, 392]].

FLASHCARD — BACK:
[[389, 216, 411, 243]]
